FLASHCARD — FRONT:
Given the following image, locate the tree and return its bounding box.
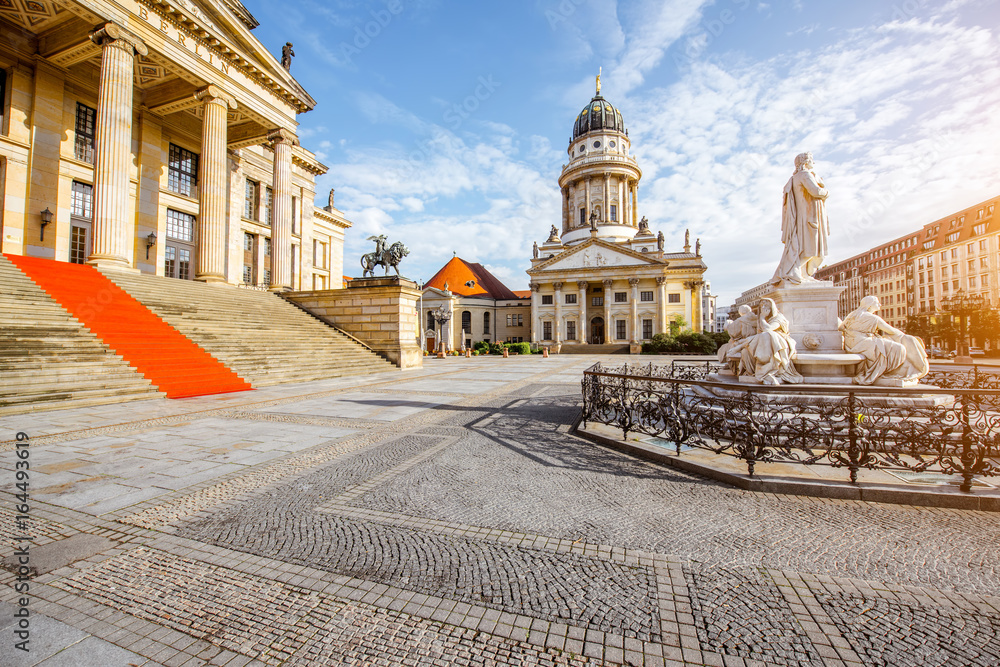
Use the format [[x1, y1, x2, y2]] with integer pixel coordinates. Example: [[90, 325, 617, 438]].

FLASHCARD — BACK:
[[970, 308, 1000, 351]]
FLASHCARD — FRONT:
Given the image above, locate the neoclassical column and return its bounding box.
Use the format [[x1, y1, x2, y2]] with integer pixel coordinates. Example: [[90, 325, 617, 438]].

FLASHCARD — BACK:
[[195, 86, 236, 282], [603, 172, 610, 222], [629, 278, 640, 343], [87, 23, 147, 270], [585, 178, 592, 224], [632, 183, 639, 225], [553, 282, 563, 344], [577, 280, 588, 344], [603, 279, 613, 343], [529, 283, 540, 344], [561, 187, 569, 234], [268, 129, 296, 290], [656, 276, 668, 334]]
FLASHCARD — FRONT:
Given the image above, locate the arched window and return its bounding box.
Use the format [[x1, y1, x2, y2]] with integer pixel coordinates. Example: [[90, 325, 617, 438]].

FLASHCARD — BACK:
[[461, 310, 472, 333], [483, 312, 490, 335], [426, 310, 435, 331]]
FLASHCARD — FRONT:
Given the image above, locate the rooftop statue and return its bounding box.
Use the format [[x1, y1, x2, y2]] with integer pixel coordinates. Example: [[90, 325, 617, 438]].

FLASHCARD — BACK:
[[772, 152, 829, 285], [281, 42, 295, 71], [589, 210, 598, 231], [839, 296, 929, 385], [657, 231, 664, 251]]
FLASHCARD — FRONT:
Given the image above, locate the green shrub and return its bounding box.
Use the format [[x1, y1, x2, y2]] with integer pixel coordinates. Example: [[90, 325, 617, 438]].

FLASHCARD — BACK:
[[488, 342, 505, 355], [675, 331, 717, 354], [473, 340, 490, 353], [506, 342, 531, 355]]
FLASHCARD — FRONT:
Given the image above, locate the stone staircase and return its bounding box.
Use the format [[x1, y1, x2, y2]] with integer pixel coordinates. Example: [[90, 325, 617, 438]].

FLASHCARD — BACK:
[[0, 256, 162, 415], [102, 272, 396, 387]]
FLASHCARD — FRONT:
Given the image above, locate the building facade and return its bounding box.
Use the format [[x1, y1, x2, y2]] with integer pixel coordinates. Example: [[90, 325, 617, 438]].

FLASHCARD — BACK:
[[816, 195, 999, 349], [526, 80, 707, 351], [0, 0, 348, 289], [419, 256, 531, 352]]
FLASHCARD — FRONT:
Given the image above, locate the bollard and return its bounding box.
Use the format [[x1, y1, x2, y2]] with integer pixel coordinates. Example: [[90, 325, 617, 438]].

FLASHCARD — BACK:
[[502, 348, 509, 358], [542, 348, 549, 358], [465, 349, 471, 358]]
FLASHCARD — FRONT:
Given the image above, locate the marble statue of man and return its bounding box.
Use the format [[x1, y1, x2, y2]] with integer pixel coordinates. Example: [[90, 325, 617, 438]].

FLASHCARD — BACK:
[[771, 152, 829, 285]]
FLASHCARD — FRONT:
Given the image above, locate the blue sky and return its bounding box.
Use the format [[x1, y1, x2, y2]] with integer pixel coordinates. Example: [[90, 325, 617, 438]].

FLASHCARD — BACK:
[[246, 0, 1000, 306]]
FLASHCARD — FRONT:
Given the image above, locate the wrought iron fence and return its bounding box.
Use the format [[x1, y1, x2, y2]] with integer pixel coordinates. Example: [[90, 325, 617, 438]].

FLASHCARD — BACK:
[[581, 362, 1000, 493]]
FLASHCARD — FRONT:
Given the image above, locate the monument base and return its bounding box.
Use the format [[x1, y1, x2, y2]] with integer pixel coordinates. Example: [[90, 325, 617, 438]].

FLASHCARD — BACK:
[[765, 281, 845, 354]]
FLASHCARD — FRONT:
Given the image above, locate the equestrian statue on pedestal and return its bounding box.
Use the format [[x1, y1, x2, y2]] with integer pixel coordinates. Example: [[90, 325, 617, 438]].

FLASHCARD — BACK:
[[360, 234, 410, 278]]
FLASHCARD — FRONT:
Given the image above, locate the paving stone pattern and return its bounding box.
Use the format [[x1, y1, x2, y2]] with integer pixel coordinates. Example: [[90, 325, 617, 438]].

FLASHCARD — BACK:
[[683, 564, 822, 665], [178, 433, 661, 640], [3, 357, 1000, 666], [817, 591, 1000, 667]]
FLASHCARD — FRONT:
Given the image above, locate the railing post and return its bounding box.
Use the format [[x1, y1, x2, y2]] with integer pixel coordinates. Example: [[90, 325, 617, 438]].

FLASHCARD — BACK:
[[960, 394, 974, 493], [847, 392, 860, 484]]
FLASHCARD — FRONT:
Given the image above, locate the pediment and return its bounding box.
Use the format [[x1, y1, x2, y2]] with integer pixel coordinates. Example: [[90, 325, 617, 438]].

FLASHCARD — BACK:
[[532, 239, 662, 272], [162, 0, 313, 106]]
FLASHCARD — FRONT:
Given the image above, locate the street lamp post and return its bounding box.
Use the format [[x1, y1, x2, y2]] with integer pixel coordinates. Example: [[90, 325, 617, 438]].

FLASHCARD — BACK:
[[431, 305, 451, 358], [942, 289, 986, 357]]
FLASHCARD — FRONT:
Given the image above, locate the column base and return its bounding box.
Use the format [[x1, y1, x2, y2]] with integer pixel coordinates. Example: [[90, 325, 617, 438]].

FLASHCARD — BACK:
[[268, 285, 292, 292], [86, 256, 139, 273], [195, 273, 228, 284]]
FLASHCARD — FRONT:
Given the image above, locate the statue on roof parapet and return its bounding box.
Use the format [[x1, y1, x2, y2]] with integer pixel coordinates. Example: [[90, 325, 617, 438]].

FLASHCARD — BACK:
[[281, 42, 294, 71], [657, 231, 664, 251]]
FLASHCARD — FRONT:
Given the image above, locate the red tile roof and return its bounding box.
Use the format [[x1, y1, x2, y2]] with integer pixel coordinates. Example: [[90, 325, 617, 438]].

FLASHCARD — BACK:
[[425, 257, 518, 300]]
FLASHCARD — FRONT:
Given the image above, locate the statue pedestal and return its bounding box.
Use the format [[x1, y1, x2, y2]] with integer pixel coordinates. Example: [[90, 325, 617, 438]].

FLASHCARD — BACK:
[[766, 282, 845, 354]]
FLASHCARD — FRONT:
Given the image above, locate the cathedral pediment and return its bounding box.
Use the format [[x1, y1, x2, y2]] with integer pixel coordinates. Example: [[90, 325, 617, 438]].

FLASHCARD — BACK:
[[529, 239, 662, 274]]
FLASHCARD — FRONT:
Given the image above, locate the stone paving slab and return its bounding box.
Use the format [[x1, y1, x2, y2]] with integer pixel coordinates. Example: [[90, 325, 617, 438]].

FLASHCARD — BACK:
[[0, 355, 997, 666]]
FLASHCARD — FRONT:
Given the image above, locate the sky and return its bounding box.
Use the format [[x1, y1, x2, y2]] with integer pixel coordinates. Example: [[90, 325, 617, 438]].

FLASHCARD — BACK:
[[245, 0, 1000, 306]]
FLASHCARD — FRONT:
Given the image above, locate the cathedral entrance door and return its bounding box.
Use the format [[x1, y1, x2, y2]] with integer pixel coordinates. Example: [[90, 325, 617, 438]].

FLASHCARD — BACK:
[[591, 317, 605, 344]]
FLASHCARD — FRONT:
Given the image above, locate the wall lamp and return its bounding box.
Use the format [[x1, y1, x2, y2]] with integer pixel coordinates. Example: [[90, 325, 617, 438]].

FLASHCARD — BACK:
[[39, 207, 52, 241], [145, 232, 157, 259]]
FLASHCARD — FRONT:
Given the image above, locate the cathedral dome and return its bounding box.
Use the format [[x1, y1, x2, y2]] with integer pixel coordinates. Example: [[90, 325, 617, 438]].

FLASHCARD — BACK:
[[572, 94, 625, 140]]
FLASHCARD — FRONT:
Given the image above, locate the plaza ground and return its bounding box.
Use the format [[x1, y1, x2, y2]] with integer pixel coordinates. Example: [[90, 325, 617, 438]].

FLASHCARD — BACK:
[[0, 355, 998, 666]]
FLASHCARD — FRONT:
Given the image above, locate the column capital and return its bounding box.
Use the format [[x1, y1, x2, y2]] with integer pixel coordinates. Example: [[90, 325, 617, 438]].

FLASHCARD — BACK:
[[628, 278, 640, 288], [196, 85, 237, 109], [530, 282, 541, 292], [553, 282, 563, 291], [90, 22, 148, 57], [602, 279, 614, 288], [656, 276, 667, 285], [268, 128, 298, 146], [577, 281, 589, 290]]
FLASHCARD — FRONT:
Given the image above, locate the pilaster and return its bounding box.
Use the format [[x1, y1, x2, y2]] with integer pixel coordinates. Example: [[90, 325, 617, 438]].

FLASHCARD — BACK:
[[529, 282, 540, 344]]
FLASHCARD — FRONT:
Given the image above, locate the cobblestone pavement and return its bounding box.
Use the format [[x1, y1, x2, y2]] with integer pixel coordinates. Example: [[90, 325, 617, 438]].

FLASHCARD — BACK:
[[1, 356, 998, 666]]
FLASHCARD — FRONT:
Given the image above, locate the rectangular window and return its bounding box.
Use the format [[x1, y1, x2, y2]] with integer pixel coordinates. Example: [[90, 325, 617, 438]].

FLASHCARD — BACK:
[[543, 321, 552, 340], [242, 265, 252, 283], [982, 274, 989, 287], [165, 209, 195, 241], [610, 204, 617, 222], [541, 294, 553, 305], [566, 321, 576, 340], [263, 237, 272, 257], [919, 286, 925, 299], [616, 320, 626, 340], [263, 268, 271, 285], [642, 319, 653, 340], [969, 276, 977, 289], [564, 293, 577, 304], [244, 180, 259, 220], [969, 259, 976, 272], [71, 181, 93, 219], [953, 279, 960, 290], [640, 290, 653, 302], [244, 232, 254, 251], [516, 314, 523, 326], [74, 103, 96, 163], [264, 186, 273, 226], [592, 296, 603, 307], [614, 292, 627, 303], [928, 285, 934, 297], [951, 248, 958, 259], [167, 144, 198, 196], [668, 293, 681, 303], [980, 240, 988, 251], [164, 246, 175, 278], [506, 314, 512, 326]]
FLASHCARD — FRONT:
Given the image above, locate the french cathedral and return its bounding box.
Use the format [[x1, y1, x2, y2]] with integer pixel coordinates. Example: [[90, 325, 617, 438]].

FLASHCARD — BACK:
[[527, 77, 708, 352]]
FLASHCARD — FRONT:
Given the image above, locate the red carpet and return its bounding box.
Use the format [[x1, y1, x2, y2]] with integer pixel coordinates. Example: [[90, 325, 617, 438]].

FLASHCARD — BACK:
[[6, 254, 251, 399]]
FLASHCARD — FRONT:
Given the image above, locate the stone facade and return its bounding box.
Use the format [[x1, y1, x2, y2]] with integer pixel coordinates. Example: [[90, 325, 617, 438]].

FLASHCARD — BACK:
[[286, 278, 423, 369], [0, 0, 349, 290], [528, 83, 708, 352]]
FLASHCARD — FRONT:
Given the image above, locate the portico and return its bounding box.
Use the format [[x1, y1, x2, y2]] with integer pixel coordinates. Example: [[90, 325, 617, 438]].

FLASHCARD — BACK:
[[0, 0, 348, 290]]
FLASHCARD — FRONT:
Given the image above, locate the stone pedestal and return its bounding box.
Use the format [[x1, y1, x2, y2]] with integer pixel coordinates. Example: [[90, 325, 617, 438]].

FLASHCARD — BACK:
[[285, 277, 423, 369], [766, 282, 845, 354]]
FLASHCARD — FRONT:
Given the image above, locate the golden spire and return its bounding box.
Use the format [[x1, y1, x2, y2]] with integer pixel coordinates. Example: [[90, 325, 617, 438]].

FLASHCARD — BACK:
[[596, 66, 602, 95]]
